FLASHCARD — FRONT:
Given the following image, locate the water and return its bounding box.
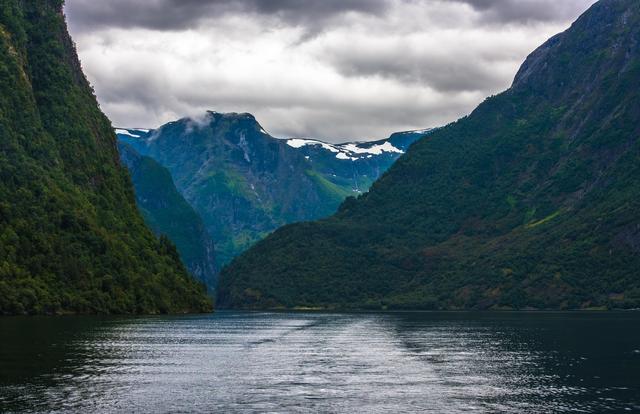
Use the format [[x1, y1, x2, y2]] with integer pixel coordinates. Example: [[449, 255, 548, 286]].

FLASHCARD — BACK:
[[1, 312, 639, 413]]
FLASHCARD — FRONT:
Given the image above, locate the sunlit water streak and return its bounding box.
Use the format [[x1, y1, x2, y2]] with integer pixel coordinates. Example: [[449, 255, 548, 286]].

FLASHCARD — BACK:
[[1, 312, 639, 413]]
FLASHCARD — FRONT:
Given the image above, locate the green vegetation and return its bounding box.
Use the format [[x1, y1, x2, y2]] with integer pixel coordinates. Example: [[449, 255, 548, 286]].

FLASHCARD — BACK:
[[219, 0, 640, 311], [118, 143, 217, 290], [0, 1, 211, 314], [304, 170, 353, 205]]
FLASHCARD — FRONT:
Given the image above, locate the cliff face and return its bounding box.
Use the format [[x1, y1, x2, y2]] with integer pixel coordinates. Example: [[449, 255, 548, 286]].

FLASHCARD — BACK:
[[218, 0, 640, 311], [0, 1, 211, 314]]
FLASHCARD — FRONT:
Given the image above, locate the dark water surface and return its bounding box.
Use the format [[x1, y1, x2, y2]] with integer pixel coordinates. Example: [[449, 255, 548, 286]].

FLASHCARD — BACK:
[[1, 311, 639, 413]]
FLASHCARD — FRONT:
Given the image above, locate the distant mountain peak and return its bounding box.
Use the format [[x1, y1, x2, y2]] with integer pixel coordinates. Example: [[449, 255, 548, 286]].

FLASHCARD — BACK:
[[197, 111, 258, 123], [156, 111, 267, 138]]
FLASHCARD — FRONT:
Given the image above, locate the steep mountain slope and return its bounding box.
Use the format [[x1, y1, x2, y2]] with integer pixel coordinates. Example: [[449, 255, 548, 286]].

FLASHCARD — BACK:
[[0, 1, 211, 314], [219, 0, 640, 311], [118, 143, 217, 290], [117, 116, 425, 265]]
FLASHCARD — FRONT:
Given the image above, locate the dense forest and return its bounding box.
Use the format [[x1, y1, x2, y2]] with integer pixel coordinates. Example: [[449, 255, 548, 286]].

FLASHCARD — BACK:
[[0, 0, 211, 314], [219, 0, 640, 311]]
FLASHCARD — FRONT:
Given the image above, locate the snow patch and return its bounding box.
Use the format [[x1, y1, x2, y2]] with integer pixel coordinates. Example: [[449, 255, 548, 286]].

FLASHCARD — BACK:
[[287, 138, 316, 148], [336, 152, 358, 161], [115, 129, 141, 138], [238, 132, 251, 163], [339, 141, 403, 155], [287, 139, 340, 153]]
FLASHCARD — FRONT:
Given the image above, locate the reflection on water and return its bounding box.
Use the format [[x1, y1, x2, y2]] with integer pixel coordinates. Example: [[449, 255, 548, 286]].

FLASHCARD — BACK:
[[1, 312, 639, 413]]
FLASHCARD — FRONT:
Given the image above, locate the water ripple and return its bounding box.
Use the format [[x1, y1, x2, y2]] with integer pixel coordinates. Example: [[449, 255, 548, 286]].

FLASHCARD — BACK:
[[1, 312, 639, 413]]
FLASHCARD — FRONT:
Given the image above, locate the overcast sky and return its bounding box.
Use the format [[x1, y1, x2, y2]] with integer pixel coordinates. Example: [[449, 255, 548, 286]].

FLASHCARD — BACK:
[[65, 0, 597, 142]]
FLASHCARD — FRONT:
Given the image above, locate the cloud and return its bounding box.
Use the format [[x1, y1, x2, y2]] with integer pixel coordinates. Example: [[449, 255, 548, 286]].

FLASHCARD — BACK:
[[65, 0, 597, 142], [65, 0, 389, 32], [314, 29, 531, 93], [445, 0, 597, 24]]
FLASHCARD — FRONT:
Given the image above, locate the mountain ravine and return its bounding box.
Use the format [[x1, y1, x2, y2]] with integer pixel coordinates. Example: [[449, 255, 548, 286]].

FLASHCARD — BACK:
[[118, 142, 217, 290]]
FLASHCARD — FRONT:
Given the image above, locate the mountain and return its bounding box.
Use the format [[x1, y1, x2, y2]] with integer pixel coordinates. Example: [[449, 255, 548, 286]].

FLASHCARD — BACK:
[[0, 1, 211, 314], [283, 130, 429, 194], [118, 143, 217, 290], [116, 115, 426, 265], [218, 0, 640, 311]]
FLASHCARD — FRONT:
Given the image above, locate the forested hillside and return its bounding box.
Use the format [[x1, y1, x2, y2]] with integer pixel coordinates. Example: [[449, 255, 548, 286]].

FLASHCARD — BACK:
[[0, 1, 211, 314]]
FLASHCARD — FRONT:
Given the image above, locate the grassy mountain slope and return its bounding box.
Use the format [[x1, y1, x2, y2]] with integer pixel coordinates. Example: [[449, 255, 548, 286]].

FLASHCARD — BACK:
[[118, 143, 217, 290], [0, 1, 211, 314], [218, 0, 640, 311]]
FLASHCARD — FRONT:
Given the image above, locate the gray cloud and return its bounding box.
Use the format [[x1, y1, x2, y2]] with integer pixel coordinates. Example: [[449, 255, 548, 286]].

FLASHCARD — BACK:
[[65, 0, 596, 142], [321, 40, 514, 93], [446, 0, 596, 24], [66, 0, 593, 33], [66, 0, 389, 31]]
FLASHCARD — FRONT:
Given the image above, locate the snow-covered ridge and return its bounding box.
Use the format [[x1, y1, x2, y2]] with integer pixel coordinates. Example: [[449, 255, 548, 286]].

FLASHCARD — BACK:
[[286, 138, 405, 162], [287, 139, 340, 153], [341, 142, 403, 155], [115, 121, 429, 163], [115, 128, 150, 138]]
